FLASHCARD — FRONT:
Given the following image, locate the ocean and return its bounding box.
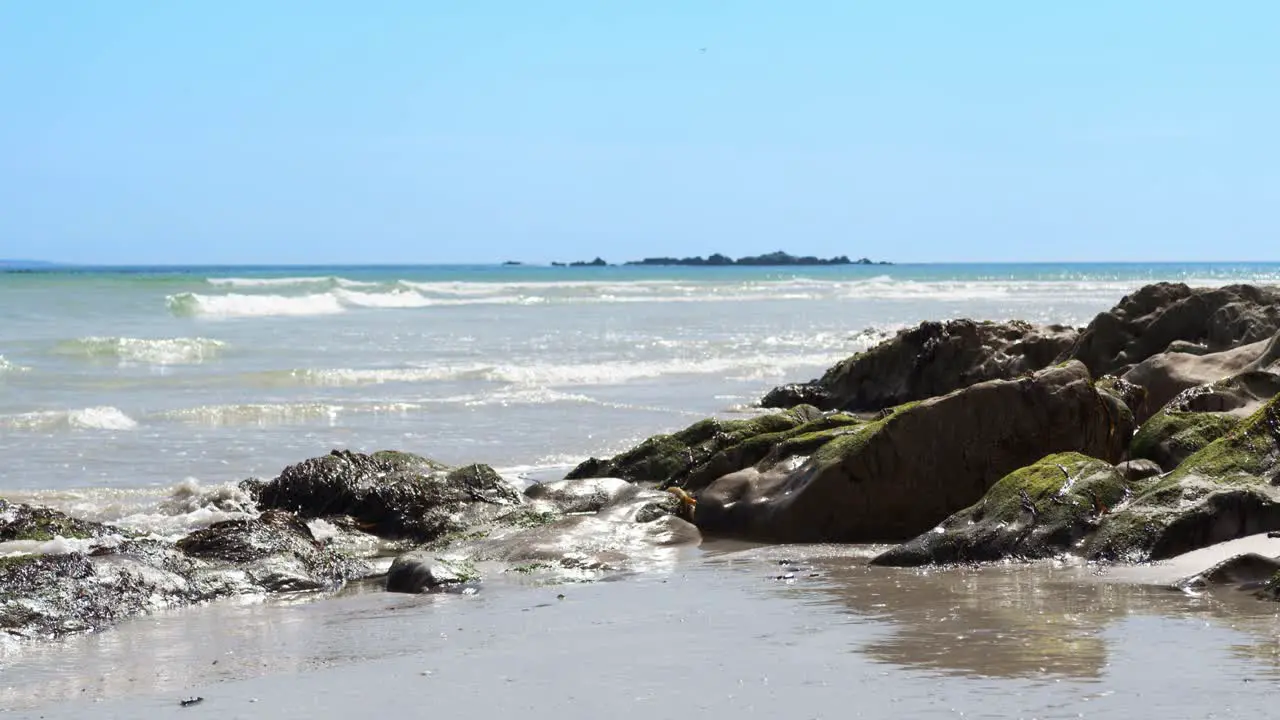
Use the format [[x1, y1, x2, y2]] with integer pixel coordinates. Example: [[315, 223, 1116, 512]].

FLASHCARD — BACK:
[[3, 261, 1279, 537], [7, 261, 1280, 717]]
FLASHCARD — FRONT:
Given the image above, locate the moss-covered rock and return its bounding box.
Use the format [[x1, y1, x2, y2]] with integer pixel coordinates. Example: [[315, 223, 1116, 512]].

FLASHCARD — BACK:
[[695, 362, 1132, 542], [565, 405, 835, 487], [872, 454, 1130, 566], [0, 499, 120, 542], [1086, 395, 1280, 561], [1129, 409, 1240, 471], [257, 450, 522, 541]]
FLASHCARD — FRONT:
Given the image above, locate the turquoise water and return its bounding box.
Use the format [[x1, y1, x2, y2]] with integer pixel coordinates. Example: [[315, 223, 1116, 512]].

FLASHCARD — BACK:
[[2, 262, 1277, 536]]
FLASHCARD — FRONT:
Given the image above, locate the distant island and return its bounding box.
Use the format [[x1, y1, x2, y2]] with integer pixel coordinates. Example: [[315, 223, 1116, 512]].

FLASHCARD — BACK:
[[0, 259, 64, 270], [626, 251, 889, 267], [545, 251, 890, 268]]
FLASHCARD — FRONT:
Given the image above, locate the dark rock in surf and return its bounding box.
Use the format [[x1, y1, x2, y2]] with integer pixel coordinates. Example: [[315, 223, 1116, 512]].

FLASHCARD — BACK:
[[387, 478, 701, 592], [1174, 553, 1280, 592], [386, 555, 479, 593], [256, 450, 522, 542], [177, 510, 374, 593], [0, 499, 120, 543]]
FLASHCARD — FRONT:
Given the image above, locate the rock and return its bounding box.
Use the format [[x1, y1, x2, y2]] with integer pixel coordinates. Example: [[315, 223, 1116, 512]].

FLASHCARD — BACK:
[[392, 479, 701, 587], [1129, 409, 1241, 472], [386, 555, 479, 593], [0, 540, 221, 641], [759, 383, 835, 411], [1174, 553, 1280, 591], [523, 477, 636, 514], [871, 453, 1131, 566], [0, 499, 120, 543], [565, 405, 836, 488], [1061, 283, 1280, 378], [257, 450, 522, 541], [694, 362, 1131, 542], [1086, 394, 1280, 561], [1120, 336, 1280, 421], [177, 510, 374, 593], [1116, 459, 1164, 483], [623, 251, 863, 267], [1095, 375, 1147, 417], [761, 320, 1079, 412]]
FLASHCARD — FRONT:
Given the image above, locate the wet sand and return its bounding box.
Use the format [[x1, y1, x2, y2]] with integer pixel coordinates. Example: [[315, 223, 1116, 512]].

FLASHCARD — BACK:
[[7, 540, 1280, 719]]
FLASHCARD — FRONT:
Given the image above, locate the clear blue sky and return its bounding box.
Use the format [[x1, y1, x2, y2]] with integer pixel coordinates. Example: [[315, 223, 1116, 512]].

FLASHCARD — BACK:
[[1, 2, 1277, 264]]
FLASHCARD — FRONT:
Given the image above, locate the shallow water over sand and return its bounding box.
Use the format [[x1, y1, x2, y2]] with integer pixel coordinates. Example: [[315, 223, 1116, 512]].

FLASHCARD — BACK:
[[7, 545, 1280, 719]]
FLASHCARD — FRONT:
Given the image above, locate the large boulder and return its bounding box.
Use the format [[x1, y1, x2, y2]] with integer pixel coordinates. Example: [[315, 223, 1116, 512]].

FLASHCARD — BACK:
[[871, 454, 1134, 566], [761, 320, 1079, 412], [1086, 394, 1280, 561], [1060, 283, 1280, 379], [689, 362, 1131, 542], [1120, 333, 1280, 421], [257, 450, 522, 542]]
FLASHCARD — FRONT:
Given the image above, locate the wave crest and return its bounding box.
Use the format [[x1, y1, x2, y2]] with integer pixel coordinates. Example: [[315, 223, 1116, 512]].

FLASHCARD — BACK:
[[0, 406, 138, 432], [53, 336, 226, 365]]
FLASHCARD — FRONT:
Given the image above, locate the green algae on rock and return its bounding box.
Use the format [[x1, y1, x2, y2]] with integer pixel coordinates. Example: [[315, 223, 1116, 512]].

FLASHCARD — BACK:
[[872, 453, 1132, 566], [1086, 395, 1280, 562], [1129, 409, 1240, 471], [693, 362, 1132, 542], [0, 499, 120, 543], [565, 405, 836, 487]]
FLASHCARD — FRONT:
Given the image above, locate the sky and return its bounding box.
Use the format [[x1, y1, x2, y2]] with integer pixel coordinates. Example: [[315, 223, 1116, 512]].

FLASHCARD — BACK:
[[1, 2, 1278, 265]]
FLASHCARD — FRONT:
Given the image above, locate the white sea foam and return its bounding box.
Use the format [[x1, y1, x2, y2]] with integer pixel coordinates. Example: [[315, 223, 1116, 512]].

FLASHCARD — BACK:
[[53, 336, 227, 365], [0, 406, 138, 431], [167, 291, 347, 318], [0, 355, 29, 374], [266, 351, 850, 390], [332, 287, 435, 308], [206, 275, 380, 289], [4, 479, 259, 539], [165, 275, 1189, 318], [158, 402, 345, 426]]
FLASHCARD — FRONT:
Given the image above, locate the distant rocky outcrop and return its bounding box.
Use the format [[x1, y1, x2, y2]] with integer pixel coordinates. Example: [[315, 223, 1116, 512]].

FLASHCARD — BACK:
[[624, 251, 889, 267]]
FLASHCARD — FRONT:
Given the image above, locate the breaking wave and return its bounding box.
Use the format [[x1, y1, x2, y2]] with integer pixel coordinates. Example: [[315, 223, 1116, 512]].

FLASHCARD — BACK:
[[164, 274, 1207, 319], [2, 479, 259, 541], [53, 336, 227, 365], [0, 406, 138, 432]]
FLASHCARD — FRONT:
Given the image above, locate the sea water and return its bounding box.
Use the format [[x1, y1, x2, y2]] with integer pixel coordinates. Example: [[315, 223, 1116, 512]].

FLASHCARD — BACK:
[[3, 262, 1279, 538], [6, 262, 1280, 717]]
